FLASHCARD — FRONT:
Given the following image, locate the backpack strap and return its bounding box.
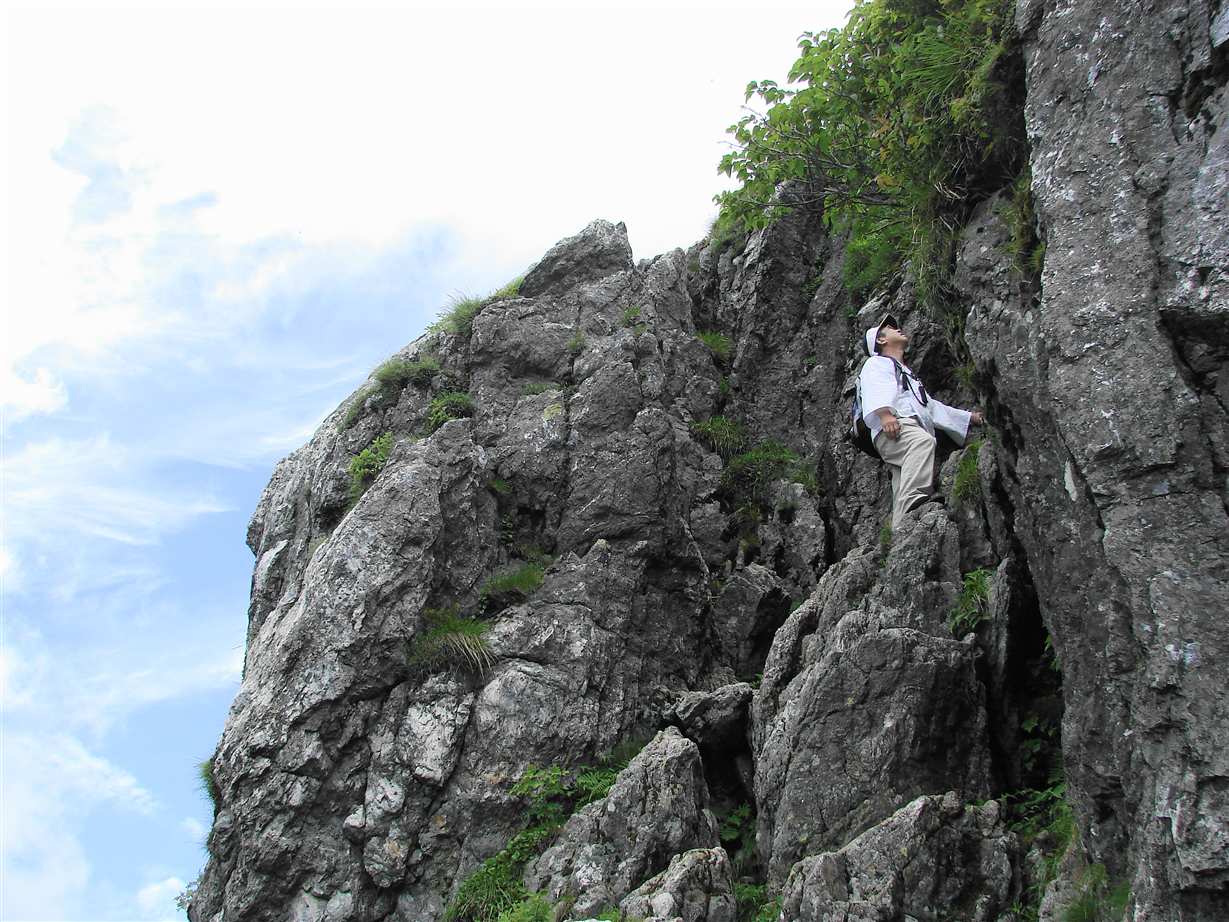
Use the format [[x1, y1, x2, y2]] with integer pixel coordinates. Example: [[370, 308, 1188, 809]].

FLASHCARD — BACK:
[[888, 357, 928, 407]]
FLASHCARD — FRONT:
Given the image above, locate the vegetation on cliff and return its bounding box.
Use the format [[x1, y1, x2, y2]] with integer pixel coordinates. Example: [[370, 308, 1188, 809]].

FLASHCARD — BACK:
[[717, 0, 1026, 312]]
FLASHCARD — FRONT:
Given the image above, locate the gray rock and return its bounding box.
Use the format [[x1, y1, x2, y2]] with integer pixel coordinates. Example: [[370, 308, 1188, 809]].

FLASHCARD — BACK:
[[670, 683, 753, 753], [778, 793, 1019, 922], [962, 0, 1229, 915], [752, 508, 993, 882], [524, 727, 719, 917], [619, 847, 737, 922], [519, 219, 634, 298]]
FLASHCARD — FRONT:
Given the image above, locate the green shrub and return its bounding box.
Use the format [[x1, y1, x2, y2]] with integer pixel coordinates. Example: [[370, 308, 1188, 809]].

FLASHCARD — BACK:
[[622, 305, 642, 326], [1002, 167, 1044, 275], [342, 394, 368, 429], [879, 523, 893, 551], [198, 758, 220, 813], [952, 439, 983, 506], [718, 376, 732, 398], [723, 441, 808, 502], [949, 567, 992, 636], [444, 826, 554, 922], [174, 878, 199, 913], [708, 212, 747, 258], [426, 392, 476, 433], [490, 276, 523, 300], [697, 330, 733, 362], [431, 294, 488, 338], [748, 897, 781, 922], [734, 883, 772, 922], [489, 478, 512, 496], [480, 562, 545, 607], [494, 895, 553, 922], [717, 0, 1023, 312], [574, 766, 619, 806], [718, 803, 760, 878], [691, 416, 748, 461], [1007, 779, 1076, 921], [513, 743, 643, 827], [1062, 864, 1131, 922], [409, 606, 495, 676], [566, 333, 586, 356], [349, 431, 394, 504]]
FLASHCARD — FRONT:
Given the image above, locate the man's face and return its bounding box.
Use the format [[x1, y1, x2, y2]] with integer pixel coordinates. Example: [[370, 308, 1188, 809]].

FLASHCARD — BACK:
[[878, 323, 908, 350]]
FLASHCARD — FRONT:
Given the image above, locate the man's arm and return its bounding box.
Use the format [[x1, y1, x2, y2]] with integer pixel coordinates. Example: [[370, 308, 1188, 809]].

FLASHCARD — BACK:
[[860, 357, 901, 437], [930, 398, 983, 444]]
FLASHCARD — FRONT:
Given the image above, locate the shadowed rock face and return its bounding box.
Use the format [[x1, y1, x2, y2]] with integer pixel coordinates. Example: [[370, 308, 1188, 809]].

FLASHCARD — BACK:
[[960, 1, 1229, 917], [190, 7, 1228, 914]]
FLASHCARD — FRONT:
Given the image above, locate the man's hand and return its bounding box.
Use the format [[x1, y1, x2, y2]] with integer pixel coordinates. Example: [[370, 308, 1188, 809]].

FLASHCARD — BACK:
[[877, 408, 900, 439], [970, 411, 984, 426]]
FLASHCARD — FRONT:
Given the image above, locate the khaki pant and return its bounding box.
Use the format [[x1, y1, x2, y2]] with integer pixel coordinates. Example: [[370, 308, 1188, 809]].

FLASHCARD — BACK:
[[874, 416, 936, 531]]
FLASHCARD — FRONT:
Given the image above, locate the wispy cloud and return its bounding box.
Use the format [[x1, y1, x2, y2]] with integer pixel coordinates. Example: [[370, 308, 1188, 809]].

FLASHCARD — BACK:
[[1, 734, 158, 920], [2, 612, 243, 738], [136, 876, 186, 919]]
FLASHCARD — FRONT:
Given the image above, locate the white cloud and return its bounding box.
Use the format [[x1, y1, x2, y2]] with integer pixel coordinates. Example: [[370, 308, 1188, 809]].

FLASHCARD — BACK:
[[179, 817, 206, 841], [2, 435, 232, 551], [0, 734, 158, 920], [1, 366, 68, 421], [2, 622, 243, 737], [136, 876, 186, 918]]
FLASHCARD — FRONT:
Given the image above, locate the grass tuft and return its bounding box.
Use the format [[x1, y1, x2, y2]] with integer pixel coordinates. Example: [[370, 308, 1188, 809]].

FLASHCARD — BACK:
[[480, 562, 545, 609], [426, 392, 476, 434], [348, 432, 394, 504], [952, 439, 983, 506], [723, 441, 810, 502], [430, 294, 487, 338], [199, 758, 221, 813], [697, 330, 733, 362], [409, 606, 495, 677], [519, 382, 558, 397], [443, 826, 555, 922], [376, 354, 440, 391], [691, 416, 748, 461], [948, 567, 992, 636]]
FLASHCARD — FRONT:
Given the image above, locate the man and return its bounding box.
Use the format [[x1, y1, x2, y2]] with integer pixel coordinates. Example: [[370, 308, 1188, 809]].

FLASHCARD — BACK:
[[859, 314, 983, 530]]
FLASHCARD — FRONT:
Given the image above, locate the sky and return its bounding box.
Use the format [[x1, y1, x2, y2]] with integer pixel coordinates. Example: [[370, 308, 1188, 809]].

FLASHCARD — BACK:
[[1, 2, 853, 918]]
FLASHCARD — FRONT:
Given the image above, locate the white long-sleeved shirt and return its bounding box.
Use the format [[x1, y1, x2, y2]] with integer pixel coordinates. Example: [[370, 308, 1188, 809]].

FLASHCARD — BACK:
[[858, 355, 972, 444]]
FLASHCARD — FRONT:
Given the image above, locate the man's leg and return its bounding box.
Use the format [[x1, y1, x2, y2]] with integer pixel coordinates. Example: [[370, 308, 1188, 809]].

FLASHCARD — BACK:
[[875, 418, 936, 530]]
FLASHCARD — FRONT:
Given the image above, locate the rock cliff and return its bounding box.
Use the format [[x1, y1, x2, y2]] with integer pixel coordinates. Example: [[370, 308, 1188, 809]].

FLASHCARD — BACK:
[[190, 1, 1227, 920]]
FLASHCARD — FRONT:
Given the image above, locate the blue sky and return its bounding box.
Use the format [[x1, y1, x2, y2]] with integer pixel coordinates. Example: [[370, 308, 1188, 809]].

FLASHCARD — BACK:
[[1, 2, 852, 918]]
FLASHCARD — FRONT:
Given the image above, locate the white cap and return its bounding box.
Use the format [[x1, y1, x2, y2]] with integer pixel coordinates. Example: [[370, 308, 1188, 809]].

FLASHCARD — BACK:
[[863, 313, 900, 357]]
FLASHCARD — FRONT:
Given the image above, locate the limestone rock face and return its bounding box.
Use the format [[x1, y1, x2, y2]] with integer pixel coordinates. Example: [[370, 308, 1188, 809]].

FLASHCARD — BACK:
[[619, 848, 737, 922], [752, 508, 994, 883], [190, 11, 1229, 913], [959, 1, 1229, 917], [519, 219, 635, 299], [524, 728, 719, 917], [779, 793, 1018, 922]]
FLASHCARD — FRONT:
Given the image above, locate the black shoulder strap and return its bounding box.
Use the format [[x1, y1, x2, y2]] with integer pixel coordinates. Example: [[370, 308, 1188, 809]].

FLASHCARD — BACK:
[[888, 357, 928, 406]]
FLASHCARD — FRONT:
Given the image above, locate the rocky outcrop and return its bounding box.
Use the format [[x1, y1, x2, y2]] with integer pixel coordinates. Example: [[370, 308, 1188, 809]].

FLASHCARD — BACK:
[[779, 793, 1019, 922], [524, 728, 719, 917], [190, 6, 1229, 916], [958, 1, 1229, 917], [752, 508, 994, 883], [619, 848, 737, 922]]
